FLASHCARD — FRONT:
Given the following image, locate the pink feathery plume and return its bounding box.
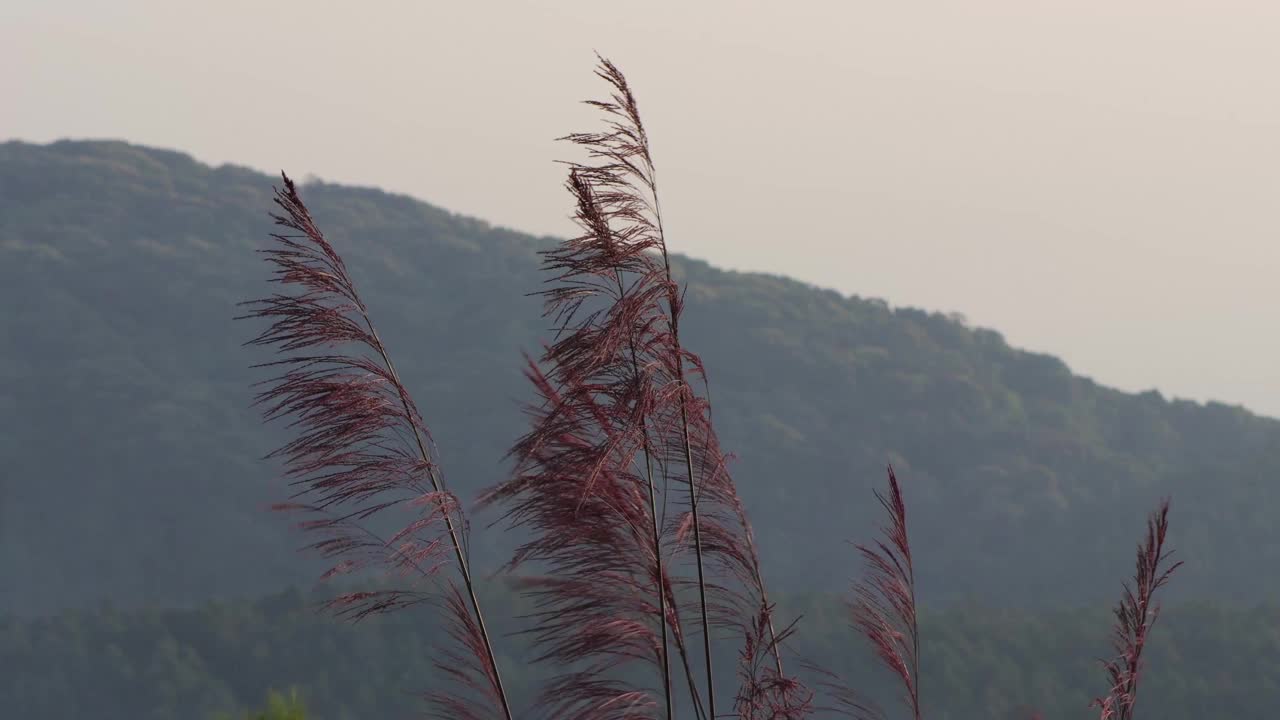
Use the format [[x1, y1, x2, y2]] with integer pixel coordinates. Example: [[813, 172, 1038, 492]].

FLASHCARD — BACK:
[[1091, 499, 1180, 720], [238, 175, 513, 720], [731, 605, 814, 720], [478, 55, 695, 719], [848, 465, 920, 720], [666, 394, 813, 720], [574, 53, 809, 715], [481, 355, 690, 719], [482, 54, 810, 719]]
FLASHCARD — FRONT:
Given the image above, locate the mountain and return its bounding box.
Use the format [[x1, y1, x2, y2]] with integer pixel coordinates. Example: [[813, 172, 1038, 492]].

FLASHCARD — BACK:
[[2, 138, 1277, 616]]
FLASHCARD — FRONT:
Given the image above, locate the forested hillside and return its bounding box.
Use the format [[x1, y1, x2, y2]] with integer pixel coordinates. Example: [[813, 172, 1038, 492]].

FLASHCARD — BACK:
[[4, 585, 1275, 720], [2, 139, 1279, 616]]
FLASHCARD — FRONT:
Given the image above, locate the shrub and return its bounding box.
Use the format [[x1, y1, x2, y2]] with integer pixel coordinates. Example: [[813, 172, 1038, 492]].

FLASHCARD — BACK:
[[217, 687, 307, 720]]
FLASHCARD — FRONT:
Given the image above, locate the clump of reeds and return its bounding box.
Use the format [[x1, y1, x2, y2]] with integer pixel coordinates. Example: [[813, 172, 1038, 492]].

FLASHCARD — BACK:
[[240, 54, 1180, 720]]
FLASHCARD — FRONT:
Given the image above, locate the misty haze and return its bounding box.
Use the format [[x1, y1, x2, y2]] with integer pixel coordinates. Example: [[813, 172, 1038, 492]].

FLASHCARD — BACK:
[[1, 3, 1276, 719]]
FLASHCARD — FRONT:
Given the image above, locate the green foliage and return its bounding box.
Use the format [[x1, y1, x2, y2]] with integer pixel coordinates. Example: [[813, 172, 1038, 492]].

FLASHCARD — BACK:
[[215, 688, 307, 720], [2, 139, 1279, 618], [1, 586, 1275, 719]]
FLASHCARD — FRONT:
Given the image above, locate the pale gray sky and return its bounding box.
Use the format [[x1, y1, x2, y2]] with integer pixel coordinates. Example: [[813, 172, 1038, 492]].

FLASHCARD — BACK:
[[5, 1, 1279, 417]]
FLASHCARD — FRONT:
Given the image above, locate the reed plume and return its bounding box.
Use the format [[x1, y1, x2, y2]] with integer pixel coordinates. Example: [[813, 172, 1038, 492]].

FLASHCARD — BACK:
[[846, 465, 920, 720], [238, 176, 513, 720], [1091, 499, 1181, 720], [479, 54, 808, 719]]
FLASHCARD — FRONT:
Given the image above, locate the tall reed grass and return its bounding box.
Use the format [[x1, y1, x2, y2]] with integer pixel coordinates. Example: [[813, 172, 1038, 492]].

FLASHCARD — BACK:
[[239, 54, 1179, 720]]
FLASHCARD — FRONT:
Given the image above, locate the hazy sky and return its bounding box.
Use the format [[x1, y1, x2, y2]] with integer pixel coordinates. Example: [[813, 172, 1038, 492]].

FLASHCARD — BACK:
[[5, 1, 1279, 417]]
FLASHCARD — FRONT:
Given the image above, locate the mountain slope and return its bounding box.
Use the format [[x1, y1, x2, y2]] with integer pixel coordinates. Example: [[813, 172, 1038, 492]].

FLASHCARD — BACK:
[[1, 139, 1277, 615]]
